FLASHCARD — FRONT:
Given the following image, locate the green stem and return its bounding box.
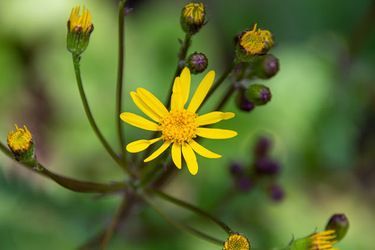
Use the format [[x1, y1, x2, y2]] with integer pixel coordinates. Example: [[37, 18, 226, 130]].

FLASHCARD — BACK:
[[141, 193, 224, 246], [148, 189, 233, 235], [0, 142, 127, 193], [215, 84, 236, 110], [116, 0, 127, 158], [72, 54, 131, 175]]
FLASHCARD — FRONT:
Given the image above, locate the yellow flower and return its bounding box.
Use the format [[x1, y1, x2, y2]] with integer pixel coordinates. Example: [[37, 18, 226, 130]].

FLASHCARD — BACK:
[[223, 233, 251, 250], [310, 230, 338, 250], [181, 2, 206, 34], [120, 67, 237, 175], [239, 24, 274, 56], [68, 6, 93, 34], [7, 125, 33, 154]]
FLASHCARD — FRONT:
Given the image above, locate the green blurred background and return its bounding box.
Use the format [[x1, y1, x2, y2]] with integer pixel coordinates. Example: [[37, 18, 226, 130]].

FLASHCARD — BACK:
[[1, 0, 375, 249]]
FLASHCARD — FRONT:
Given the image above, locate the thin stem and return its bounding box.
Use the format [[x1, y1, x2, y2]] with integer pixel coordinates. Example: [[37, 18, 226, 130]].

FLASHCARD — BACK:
[[72, 54, 132, 175], [198, 63, 235, 112], [148, 189, 233, 234], [0, 142, 127, 193], [141, 194, 224, 246], [116, 0, 127, 158], [215, 84, 236, 110]]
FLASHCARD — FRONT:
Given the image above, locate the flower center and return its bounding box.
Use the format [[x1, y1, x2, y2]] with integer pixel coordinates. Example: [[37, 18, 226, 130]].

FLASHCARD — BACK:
[[160, 109, 198, 144]]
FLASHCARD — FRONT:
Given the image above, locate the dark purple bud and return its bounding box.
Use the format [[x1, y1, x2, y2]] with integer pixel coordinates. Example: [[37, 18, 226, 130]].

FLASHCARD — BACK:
[[235, 176, 253, 192], [325, 214, 349, 242], [255, 158, 280, 175], [269, 184, 284, 202], [247, 84, 272, 106], [229, 162, 245, 177], [257, 54, 279, 79], [187, 52, 208, 74], [254, 136, 272, 158], [236, 89, 255, 112]]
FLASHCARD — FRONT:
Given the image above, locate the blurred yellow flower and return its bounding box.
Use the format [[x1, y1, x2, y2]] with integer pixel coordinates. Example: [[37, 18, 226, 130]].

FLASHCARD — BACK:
[[239, 24, 274, 55], [310, 230, 337, 250], [120, 67, 237, 175], [223, 233, 250, 250], [7, 125, 32, 154], [68, 5, 93, 34]]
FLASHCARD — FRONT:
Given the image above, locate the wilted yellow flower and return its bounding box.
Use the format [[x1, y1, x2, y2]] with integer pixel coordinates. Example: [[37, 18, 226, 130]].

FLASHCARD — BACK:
[[223, 233, 250, 250], [7, 125, 33, 157], [239, 24, 274, 56], [120, 67, 237, 175], [68, 6, 93, 34], [310, 230, 337, 250], [181, 2, 206, 34]]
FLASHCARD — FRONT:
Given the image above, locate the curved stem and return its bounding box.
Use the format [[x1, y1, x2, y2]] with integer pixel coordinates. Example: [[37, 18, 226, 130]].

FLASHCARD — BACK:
[[116, 0, 127, 158], [0, 141, 127, 193], [147, 189, 233, 235], [72, 54, 132, 175], [141, 193, 224, 246]]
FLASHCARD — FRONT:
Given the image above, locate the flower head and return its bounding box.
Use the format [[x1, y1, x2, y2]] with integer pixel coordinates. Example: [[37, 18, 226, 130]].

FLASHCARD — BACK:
[[7, 125, 35, 162], [67, 6, 94, 55], [120, 67, 237, 175], [236, 24, 274, 61], [310, 230, 337, 250], [181, 2, 206, 34], [223, 233, 251, 250]]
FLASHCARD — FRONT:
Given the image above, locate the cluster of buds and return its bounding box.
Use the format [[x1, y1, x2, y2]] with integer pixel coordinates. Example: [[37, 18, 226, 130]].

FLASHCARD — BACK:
[[229, 136, 284, 202]]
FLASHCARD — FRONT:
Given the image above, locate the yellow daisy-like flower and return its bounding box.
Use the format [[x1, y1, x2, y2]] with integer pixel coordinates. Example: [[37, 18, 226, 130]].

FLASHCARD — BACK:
[[7, 125, 33, 154], [68, 5, 93, 34], [223, 233, 251, 250], [120, 67, 237, 175], [310, 230, 338, 250], [239, 23, 274, 55]]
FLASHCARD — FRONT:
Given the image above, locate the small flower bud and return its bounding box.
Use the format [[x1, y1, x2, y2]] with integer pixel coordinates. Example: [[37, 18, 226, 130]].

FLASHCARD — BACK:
[[186, 52, 208, 74], [255, 158, 280, 175], [325, 214, 349, 242], [256, 54, 280, 79], [235, 24, 274, 62], [223, 233, 251, 250], [180, 2, 206, 35], [235, 176, 253, 193], [269, 184, 284, 202], [229, 162, 245, 177], [246, 84, 272, 106], [67, 6, 94, 55], [254, 136, 271, 158], [236, 89, 255, 112], [7, 125, 35, 162]]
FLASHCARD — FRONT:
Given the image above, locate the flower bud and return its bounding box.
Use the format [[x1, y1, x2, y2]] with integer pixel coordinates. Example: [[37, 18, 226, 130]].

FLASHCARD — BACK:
[[246, 84, 271, 106], [234, 176, 253, 193], [223, 233, 251, 250], [229, 162, 245, 177], [325, 214, 349, 242], [7, 125, 35, 162], [256, 54, 279, 79], [180, 2, 206, 35], [235, 24, 274, 62], [254, 136, 271, 158], [67, 6, 94, 55], [269, 184, 284, 202], [186, 52, 208, 74], [255, 158, 280, 175], [236, 89, 255, 112]]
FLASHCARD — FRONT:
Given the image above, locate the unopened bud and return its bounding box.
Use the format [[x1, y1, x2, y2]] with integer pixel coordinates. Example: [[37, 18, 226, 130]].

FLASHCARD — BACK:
[[229, 162, 245, 177], [325, 214, 349, 242], [180, 2, 206, 35], [186, 52, 208, 74], [254, 136, 271, 158], [246, 84, 271, 106], [7, 125, 35, 163], [236, 89, 255, 112], [255, 158, 280, 175], [269, 184, 284, 202], [256, 54, 279, 79]]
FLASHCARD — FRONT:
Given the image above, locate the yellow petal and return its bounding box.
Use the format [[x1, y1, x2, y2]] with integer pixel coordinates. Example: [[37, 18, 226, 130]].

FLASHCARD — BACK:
[[196, 128, 238, 139], [189, 140, 221, 158], [196, 112, 235, 126], [187, 70, 215, 113], [182, 143, 198, 175], [130, 92, 161, 122], [136, 88, 169, 117], [171, 143, 182, 169], [126, 137, 162, 153], [144, 141, 171, 162], [120, 112, 160, 131], [171, 77, 183, 110], [179, 67, 191, 107]]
